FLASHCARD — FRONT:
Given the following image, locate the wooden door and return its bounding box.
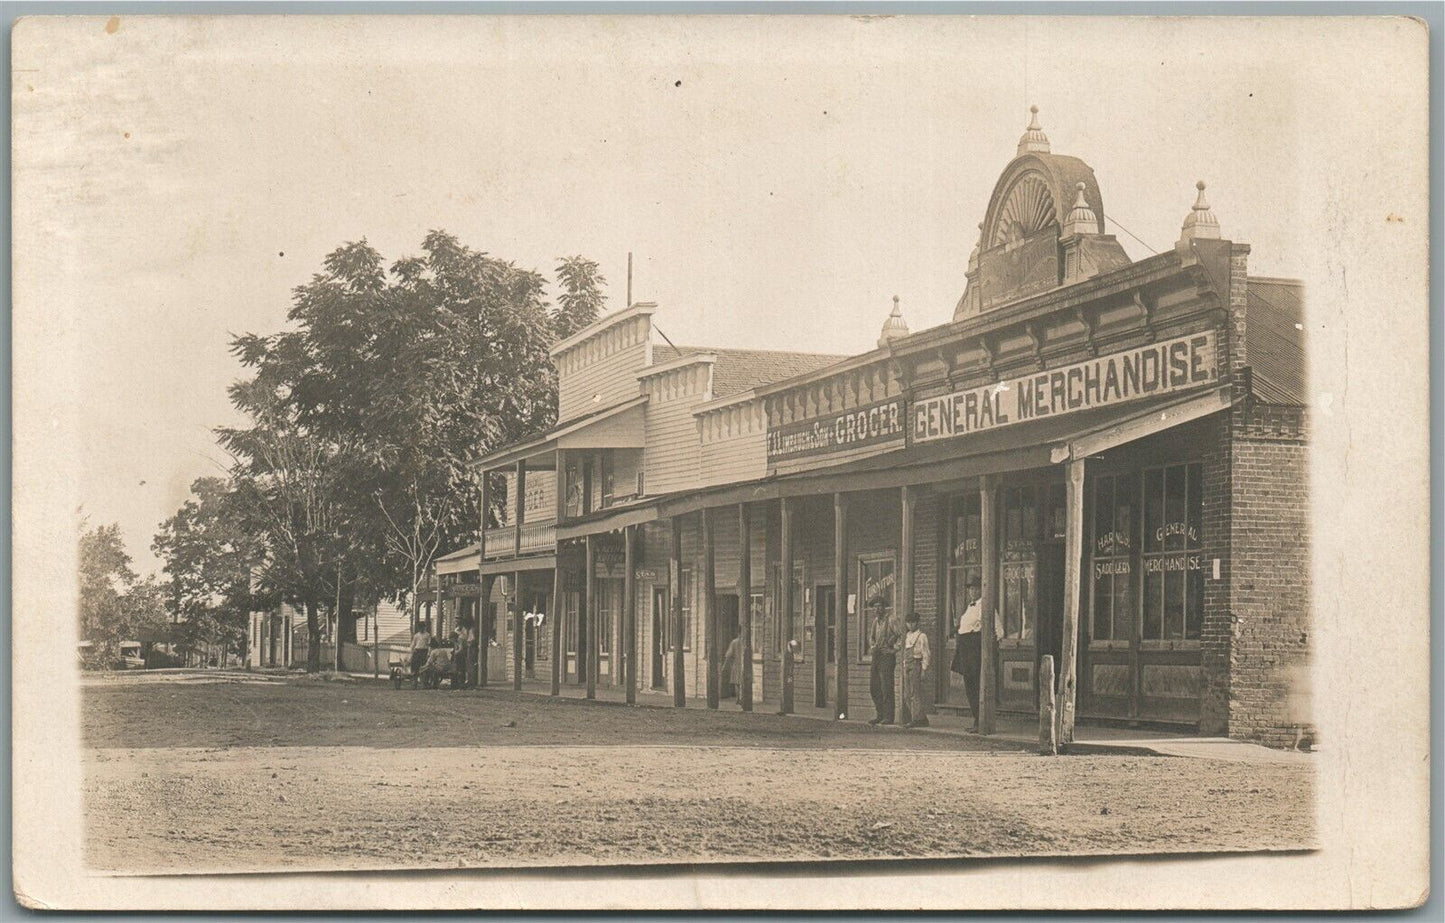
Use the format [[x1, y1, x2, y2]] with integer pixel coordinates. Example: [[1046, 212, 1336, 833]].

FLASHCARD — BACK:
[[651, 587, 667, 688], [813, 584, 835, 707]]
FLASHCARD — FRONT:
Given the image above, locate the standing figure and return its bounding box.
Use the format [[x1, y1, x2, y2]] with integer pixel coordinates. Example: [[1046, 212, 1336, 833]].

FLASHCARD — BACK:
[[901, 611, 931, 728], [409, 620, 433, 688], [950, 576, 997, 732], [453, 615, 474, 689], [866, 600, 900, 725]]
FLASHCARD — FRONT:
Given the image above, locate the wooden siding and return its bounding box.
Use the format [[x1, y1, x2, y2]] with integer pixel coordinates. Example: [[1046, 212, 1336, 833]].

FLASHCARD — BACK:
[[642, 363, 709, 496], [501, 470, 558, 525], [556, 314, 651, 423], [698, 398, 768, 487]]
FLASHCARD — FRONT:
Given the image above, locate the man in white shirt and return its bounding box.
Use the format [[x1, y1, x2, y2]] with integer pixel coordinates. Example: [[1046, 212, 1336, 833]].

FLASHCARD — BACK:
[[950, 576, 998, 732]]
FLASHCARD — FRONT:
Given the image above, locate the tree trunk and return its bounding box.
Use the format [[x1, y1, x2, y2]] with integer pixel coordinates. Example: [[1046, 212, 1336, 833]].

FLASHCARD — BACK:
[[305, 598, 322, 672]]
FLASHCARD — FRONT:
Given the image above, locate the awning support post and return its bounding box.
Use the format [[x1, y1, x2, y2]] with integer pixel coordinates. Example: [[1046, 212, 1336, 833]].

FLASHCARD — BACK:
[[624, 524, 637, 705], [671, 517, 686, 707], [979, 475, 998, 735], [738, 502, 753, 711], [834, 492, 850, 719], [703, 507, 719, 710], [779, 497, 795, 715], [1058, 457, 1086, 746], [585, 534, 597, 700]]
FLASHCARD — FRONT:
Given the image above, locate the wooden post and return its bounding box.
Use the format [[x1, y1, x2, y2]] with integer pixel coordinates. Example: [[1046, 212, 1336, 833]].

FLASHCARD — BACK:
[[815, 499, 828, 709], [779, 497, 795, 715], [552, 450, 566, 696], [671, 517, 686, 707], [833, 492, 849, 718], [979, 476, 998, 735], [899, 484, 916, 718], [514, 461, 526, 557], [477, 576, 491, 687], [1039, 654, 1058, 755], [550, 555, 563, 696], [1059, 458, 1086, 746], [480, 468, 490, 566], [624, 524, 637, 705], [703, 507, 719, 710], [512, 570, 524, 691], [738, 502, 753, 711], [585, 534, 597, 700]]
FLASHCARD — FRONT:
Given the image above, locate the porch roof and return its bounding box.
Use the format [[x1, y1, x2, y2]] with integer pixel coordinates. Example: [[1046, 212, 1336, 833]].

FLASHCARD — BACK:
[[474, 395, 648, 471]]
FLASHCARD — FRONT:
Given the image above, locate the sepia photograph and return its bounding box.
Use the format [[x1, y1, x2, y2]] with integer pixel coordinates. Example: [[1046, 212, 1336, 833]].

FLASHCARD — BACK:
[[10, 11, 1432, 912]]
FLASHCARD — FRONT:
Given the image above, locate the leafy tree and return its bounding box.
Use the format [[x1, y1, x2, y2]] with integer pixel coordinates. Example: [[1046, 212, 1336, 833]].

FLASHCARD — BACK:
[[79, 523, 168, 659], [554, 255, 608, 340], [152, 477, 267, 665], [217, 233, 604, 667]]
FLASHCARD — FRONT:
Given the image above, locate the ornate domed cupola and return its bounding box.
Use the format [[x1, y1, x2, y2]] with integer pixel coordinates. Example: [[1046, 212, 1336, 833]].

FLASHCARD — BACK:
[[877, 295, 910, 348], [1017, 105, 1051, 156], [954, 106, 1132, 320], [1176, 180, 1221, 246]]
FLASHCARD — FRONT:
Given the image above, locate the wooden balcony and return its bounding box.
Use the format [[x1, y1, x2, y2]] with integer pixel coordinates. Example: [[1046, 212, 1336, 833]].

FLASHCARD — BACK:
[[482, 520, 557, 559]]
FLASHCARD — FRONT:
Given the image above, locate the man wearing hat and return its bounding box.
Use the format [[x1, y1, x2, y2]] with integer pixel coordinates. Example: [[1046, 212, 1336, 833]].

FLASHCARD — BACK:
[[950, 575, 995, 732], [866, 599, 900, 725]]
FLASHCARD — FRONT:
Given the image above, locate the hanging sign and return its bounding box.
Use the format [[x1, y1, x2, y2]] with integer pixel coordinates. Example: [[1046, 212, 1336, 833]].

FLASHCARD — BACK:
[[911, 331, 1218, 445], [767, 397, 906, 462]]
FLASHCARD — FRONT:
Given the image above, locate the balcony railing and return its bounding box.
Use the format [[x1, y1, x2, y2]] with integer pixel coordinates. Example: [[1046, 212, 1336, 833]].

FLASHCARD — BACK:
[[482, 520, 557, 559], [519, 521, 556, 554], [482, 526, 515, 559]]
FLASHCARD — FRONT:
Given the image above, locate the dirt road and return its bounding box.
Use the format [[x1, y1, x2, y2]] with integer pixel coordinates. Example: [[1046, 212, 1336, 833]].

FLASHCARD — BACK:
[[83, 674, 1315, 872]]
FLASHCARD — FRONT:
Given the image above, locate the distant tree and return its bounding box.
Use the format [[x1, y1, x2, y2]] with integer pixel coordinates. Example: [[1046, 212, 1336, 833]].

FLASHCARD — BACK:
[[79, 523, 167, 659], [152, 477, 267, 666], [553, 255, 607, 340]]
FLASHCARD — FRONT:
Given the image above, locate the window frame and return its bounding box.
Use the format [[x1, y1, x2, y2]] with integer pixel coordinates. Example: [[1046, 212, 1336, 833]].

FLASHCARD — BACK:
[[856, 552, 897, 664], [1140, 461, 1205, 647]]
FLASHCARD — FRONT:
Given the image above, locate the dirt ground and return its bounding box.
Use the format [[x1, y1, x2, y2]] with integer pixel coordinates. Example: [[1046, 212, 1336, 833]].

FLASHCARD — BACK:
[[83, 673, 1316, 872]]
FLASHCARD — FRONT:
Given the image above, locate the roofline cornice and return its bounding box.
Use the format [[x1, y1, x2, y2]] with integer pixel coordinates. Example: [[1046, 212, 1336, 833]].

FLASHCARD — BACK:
[[549, 302, 656, 359]]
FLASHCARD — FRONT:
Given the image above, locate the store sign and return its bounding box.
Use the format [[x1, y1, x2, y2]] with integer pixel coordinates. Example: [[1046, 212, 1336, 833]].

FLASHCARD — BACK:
[[767, 397, 906, 462], [911, 331, 1218, 445]]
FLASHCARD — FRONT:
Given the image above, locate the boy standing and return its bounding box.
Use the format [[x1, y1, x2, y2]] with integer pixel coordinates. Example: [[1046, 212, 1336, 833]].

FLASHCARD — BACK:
[[901, 611, 931, 728]]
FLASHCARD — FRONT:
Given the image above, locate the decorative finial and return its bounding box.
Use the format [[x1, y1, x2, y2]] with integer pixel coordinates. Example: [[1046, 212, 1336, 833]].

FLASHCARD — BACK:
[[878, 295, 910, 348], [1063, 180, 1098, 237], [1017, 104, 1051, 156], [1178, 178, 1220, 244]]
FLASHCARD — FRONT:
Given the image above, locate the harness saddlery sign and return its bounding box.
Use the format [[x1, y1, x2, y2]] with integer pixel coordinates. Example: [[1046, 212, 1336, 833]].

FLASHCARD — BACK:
[[911, 330, 1219, 444], [766, 396, 906, 462]]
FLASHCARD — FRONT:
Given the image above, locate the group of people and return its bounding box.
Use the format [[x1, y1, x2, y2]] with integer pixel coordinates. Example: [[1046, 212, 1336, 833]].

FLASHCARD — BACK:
[[867, 575, 993, 732], [408, 615, 479, 689]]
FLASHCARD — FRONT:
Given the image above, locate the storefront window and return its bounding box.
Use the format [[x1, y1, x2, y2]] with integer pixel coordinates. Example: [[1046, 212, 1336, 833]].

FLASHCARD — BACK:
[[676, 568, 694, 652], [858, 555, 896, 662], [597, 578, 621, 656], [1142, 462, 1204, 641], [1091, 473, 1138, 642], [947, 494, 983, 635], [1001, 486, 1037, 640], [563, 590, 579, 656]]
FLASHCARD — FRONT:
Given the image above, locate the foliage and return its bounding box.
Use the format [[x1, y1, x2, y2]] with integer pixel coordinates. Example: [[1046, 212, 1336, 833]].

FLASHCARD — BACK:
[[152, 477, 267, 664], [217, 232, 589, 668], [554, 255, 608, 340], [79, 523, 169, 656]]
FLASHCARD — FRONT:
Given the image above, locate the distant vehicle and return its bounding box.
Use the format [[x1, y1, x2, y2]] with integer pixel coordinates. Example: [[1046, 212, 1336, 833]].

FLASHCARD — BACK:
[[118, 642, 145, 670]]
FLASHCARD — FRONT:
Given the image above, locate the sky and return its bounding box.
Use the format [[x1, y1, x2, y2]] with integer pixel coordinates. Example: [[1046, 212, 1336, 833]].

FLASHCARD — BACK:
[[11, 14, 1423, 576]]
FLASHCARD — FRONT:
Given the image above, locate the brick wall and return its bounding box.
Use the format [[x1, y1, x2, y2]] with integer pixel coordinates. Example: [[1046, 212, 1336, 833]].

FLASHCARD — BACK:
[[1227, 400, 1312, 747]]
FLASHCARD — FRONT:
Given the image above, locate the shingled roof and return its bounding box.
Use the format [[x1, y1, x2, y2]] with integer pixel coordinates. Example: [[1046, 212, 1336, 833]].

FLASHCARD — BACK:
[[1245, 277, 1306, 405], [654, 344, 847, 399]]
